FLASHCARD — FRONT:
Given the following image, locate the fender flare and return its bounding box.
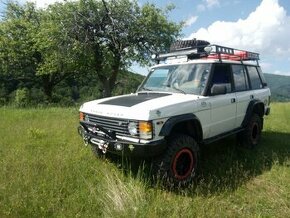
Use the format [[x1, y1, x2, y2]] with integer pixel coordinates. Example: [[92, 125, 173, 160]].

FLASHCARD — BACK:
[[242, 100, 265, 127], [159, 113, 203, 142]]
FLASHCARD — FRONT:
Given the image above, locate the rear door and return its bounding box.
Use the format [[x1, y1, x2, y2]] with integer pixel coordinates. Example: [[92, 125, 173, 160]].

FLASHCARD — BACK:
[[247, 66, 270, 105], [232, 64, 252, 127]]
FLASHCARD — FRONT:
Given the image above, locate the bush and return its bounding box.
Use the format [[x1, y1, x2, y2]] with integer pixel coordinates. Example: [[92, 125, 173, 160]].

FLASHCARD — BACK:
[[14, 88, 30, 107]]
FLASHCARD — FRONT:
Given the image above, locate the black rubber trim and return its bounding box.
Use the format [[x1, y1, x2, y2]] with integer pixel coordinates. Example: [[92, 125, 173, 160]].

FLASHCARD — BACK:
[[242, 100, 264, 127], [202, 127, 244, 145], [159, 114, 202, 138], [99, 93, 171, 107]]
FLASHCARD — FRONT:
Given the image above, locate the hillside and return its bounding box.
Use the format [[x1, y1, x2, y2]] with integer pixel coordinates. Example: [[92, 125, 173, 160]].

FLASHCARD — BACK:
[[264, 73, 290, 101]]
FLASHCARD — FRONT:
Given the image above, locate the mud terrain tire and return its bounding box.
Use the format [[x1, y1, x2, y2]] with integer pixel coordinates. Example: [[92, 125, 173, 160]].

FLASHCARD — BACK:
[[152, 134, 199, 187], [238, 114, 262, 148]]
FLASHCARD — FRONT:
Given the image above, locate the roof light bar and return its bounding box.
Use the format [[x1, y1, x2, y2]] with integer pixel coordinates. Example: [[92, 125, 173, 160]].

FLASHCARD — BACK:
[[213, 45, 234, 55]]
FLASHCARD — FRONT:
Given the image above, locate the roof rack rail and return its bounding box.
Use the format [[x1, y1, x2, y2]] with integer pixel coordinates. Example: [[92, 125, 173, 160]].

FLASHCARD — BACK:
[[154, 42, 260, 64], [208, 44, 260, 61]]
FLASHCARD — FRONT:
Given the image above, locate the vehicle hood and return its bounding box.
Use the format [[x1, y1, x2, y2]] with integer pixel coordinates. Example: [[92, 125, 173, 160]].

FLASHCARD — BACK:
[[80, 92, 204, 120]]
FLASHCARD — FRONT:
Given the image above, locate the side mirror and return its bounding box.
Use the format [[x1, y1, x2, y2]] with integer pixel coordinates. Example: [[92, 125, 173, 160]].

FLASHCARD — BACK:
[[211, 84, 227, 95]]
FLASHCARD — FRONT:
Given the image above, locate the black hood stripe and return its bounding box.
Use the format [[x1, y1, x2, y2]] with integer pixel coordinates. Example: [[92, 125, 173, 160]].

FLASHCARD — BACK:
[[99, 93, 171, 107]]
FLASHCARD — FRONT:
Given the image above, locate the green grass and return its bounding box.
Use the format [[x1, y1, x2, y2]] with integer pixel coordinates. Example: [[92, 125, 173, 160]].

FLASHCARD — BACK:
[[0, 103, 289, 217]]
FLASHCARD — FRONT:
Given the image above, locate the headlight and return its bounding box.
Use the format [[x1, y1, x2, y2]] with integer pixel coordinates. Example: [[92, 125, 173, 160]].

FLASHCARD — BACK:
[[128, 122, 138, 136]]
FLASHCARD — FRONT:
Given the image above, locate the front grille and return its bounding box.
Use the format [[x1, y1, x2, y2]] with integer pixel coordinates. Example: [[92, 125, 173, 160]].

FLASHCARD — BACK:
[[86, 114, 137, 137]]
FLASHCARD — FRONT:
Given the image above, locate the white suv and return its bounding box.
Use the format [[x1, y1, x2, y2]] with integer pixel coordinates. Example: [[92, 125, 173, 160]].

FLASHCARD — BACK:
[[78, 39, 271, 186]]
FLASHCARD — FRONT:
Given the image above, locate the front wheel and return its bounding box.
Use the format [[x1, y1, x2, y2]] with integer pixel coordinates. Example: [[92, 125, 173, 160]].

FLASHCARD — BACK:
[[152, 134, 199, 187]]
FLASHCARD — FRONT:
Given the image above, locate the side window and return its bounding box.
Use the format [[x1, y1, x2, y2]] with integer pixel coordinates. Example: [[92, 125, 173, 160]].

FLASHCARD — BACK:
[[247, 66, 263, 89], [257, 67, 267, 86], [210, 64, 232, 93], [232, 65, 249, 91]]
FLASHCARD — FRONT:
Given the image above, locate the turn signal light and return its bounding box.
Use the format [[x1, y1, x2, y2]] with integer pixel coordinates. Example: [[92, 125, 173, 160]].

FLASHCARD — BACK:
[[139, 121, 153, 139], [79, 112, 84, 121]]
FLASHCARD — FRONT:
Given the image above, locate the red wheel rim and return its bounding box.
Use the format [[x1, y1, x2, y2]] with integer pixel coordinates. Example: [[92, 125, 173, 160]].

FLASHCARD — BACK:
[[172, 148, 195, 180]]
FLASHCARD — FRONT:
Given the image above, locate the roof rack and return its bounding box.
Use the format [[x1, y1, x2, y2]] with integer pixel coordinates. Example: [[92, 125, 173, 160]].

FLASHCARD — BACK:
[[207, 45, 260, 62], [155, 44, 260, 65]]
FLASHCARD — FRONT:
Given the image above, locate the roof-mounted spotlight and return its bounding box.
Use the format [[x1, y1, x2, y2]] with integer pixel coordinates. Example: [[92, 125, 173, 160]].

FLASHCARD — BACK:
[[204, 46, 212, 54]]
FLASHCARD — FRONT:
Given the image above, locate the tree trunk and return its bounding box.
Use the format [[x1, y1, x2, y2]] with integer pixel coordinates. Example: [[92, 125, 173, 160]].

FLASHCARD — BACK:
[[96, 55, 121, 98], [42, 75, 54, 102]]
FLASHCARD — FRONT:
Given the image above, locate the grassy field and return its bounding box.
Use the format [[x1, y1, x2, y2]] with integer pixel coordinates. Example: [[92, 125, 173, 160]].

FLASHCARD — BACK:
[[0, 103, 289, 217]]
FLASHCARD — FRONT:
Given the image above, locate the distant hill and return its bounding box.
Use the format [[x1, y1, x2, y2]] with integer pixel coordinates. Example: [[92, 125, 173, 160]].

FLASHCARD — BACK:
[[264, 73, 290, 102]]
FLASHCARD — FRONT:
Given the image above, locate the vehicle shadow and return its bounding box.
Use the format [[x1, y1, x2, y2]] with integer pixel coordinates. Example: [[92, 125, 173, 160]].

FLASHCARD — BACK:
[[189, 130, 290, 196], [108, 131, 290, 195]]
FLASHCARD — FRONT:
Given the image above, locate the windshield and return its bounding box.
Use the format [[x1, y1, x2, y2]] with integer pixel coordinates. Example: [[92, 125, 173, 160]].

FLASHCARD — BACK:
[[139, 63, 211, 95]]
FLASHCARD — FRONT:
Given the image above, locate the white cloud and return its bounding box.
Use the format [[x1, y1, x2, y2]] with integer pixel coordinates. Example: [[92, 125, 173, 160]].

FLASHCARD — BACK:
[[197, 0, 220, 11], [184, 16, 198, 27], [188, 0, 290, 57], [272, 70, 290, 76], [206, 0, 220, 8], [260, 62, 272, 71]]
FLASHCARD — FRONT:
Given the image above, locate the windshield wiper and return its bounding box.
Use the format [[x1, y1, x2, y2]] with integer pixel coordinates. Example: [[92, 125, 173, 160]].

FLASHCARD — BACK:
[[140, 87, 153, 91], [171, 86, 186, 94]]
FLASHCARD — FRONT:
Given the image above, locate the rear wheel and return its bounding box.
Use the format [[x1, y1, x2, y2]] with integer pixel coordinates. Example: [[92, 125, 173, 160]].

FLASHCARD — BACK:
[[152, 134, 199, 187], [238, 114, 262, 148]]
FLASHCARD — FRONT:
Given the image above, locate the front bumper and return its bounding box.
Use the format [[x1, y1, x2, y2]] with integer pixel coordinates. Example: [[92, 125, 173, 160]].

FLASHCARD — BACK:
[[77, 124, 166, 157]]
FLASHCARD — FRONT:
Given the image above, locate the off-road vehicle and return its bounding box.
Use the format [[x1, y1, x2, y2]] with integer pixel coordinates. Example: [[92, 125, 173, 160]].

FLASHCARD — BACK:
[[78, 39, 271, 186]]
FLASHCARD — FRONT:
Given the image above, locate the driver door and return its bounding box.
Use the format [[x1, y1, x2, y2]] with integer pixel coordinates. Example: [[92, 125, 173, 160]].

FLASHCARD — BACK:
[[208, 64, 237, 137]]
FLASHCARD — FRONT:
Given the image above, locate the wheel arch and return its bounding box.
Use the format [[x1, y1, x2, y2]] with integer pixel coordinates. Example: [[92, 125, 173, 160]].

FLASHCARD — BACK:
[[242, 100, 265, 127], [159, 114, 203, 143]]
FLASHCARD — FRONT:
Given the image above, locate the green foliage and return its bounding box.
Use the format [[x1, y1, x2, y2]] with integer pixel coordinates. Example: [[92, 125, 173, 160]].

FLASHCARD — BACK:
[[0, 3, 40, 80], [0, 0, 181, 103], [0, 103, 289, 217], [14, 88, 30, 107], [27, 127, 46, 139]]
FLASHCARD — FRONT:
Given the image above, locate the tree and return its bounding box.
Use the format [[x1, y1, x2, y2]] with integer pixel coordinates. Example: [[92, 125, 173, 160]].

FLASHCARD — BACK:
[[0, 2, 41, 96], [0, 0, 182, 102], [33, 4, 88, 101], [0, 2, 89, 102], [62, 0, 182, 96]]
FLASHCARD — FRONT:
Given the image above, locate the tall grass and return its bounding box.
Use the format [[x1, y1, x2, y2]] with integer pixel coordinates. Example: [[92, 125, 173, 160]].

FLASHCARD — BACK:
[[0, 103, 289, 217]]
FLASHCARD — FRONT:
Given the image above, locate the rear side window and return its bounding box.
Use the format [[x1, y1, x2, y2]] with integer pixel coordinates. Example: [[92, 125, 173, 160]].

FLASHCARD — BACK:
[[247, 66, 263, 89], [257, 67, 267, 86], [232, 65, 249, 91]]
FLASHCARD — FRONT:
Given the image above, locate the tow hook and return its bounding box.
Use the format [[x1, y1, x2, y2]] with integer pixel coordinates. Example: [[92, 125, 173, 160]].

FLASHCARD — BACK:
[[90, 138, 109, 154], [99, 142, 109, 154]]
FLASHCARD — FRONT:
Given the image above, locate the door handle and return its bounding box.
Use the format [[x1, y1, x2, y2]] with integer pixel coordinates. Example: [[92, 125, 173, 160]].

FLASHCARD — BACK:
[[231, 98, 236, 103]]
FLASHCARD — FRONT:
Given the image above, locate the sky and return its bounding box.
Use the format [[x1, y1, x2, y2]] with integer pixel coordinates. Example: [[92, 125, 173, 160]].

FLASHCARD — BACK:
[[1, 0, 290, 76]]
